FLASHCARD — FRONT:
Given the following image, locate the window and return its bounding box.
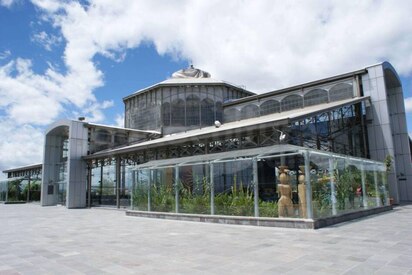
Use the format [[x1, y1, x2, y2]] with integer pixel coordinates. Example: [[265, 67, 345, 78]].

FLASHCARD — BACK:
[[329, 83, 353, 101], [260, 99, 280, 115], [240, 104, 259, 120], [281, 94, 303, 112], [201, 98, 215, 126], [304, 89, 328, 106]]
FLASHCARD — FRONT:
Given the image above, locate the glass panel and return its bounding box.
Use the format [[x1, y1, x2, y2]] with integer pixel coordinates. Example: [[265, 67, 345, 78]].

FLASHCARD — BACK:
[[56, 162, 67, 205], [310, 154, 333, 218], [223, 108, 239, 123], [213, 160, 255, 216], [91, 164, 101, 206], [178, 164, 210, 214], [215, 101, 223, 123], [201, 98, 215, 126], [240, 104, 259, 120], [281, 94, 303, 112], [5, 179, 25, 201], [329, 83, 353, 101], [257, 158, 278, 218], [101, 162, 116, 206], [304, 89, 328, 107], [133, 169, 150, 211], [186, 94, 200, 126], [150, 167, 176, 212], [0, 180, 7, 201], [119, 162, 133, 208], [260, 99, 280, 116], [171, 98, 185, 126], [364, 162, 378, 208], [162, 102, 171, 126]]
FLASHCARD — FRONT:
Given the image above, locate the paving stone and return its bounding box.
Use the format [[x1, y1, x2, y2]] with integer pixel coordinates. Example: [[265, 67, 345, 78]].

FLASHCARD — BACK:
[[1, 203, 412, 274]]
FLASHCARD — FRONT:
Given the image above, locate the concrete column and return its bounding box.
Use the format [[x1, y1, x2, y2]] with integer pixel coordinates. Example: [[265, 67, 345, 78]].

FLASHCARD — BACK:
[[304, 150, 313, 219], [253, 158, 259, 217]]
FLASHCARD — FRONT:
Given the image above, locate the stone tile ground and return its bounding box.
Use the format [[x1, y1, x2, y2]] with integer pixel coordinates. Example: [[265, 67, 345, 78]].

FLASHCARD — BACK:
[[0, 204, 411, 274]]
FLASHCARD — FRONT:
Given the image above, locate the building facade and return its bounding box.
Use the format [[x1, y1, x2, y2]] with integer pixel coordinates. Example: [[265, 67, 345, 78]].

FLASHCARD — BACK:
[[1, 63, 411, 223]]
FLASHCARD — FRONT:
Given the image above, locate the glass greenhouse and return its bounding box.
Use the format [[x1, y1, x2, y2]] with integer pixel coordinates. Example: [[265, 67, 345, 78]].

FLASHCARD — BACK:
[[129, 145, 389, 220]]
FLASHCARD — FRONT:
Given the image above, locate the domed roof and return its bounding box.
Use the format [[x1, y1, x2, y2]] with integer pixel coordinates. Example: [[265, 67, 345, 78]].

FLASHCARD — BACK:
[[172, 65, 211, 79]]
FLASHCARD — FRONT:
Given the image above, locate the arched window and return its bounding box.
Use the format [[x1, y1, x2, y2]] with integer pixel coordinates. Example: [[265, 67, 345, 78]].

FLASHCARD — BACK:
[[201, 98, 215, 126], [281, 94, 303, 112], [162, 102, 171, 126], [224, 108, 239, 123], [240, 104, 259, 120], [260, 99, 280, 116], [186, 94, 200, 126], [304, 89, 328, 107], [171, 99, 185, 126], [329, 83, 353, 101]]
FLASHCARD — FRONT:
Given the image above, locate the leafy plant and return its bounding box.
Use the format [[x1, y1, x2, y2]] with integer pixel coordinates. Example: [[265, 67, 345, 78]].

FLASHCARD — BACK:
[[214, 181, 255, 216], [312, 175, 331, 212], [22, 180, 41, 201], [384, 155, 393, 173], [150, 181, 175, 212], [7, 179, 24, 201], [179, 176, 210, 214], [132, 183, 149, 210], [258, 201, 278, 217], [334, 166, 360, 210]]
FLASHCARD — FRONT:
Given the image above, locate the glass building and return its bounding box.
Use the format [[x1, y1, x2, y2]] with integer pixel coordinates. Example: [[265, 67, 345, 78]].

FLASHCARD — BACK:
[[2, 63, 411, 228]]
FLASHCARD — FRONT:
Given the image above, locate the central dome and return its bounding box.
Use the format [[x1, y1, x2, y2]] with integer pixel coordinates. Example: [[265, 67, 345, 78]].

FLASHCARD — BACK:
[[172, 65, 211, 79]]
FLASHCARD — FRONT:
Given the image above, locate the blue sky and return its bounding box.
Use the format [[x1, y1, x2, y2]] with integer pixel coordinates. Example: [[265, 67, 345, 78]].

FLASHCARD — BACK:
[[0, 0, 411, 175]]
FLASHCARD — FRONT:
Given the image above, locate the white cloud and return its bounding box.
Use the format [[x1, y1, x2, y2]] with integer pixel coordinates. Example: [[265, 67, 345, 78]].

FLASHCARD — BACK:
[[0, 118, 44, 175], [0, 57, 111, 172], [0, 0, 16, 8], [31, 31, 62, 51], [30, 0, 412, 92], [405, 97, 412, 113], [115, 113, 124, 128], [3, 0, 412, 172], [79, 100, 114, 123], [0, 50, 11, 60]]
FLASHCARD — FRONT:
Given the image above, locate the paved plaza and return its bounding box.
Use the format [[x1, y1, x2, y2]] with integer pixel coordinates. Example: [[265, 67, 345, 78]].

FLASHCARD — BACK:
[[0, 204, 412, 274]]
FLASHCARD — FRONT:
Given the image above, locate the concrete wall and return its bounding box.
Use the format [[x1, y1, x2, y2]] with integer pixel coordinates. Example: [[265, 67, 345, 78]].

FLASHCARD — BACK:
[[362, 62, 412, 202], [41, 120, 71, 206], [41, 120, 89, 208], [66, 120, 89, 208]]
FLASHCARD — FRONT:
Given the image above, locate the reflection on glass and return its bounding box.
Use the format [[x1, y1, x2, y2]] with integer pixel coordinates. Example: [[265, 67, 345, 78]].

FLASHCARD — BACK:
[[178, 164, 210, 214]]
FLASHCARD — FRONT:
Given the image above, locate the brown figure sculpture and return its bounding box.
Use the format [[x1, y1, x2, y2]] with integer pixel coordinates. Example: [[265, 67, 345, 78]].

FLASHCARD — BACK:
[[278, 166, 294, 217], [298, 165, 307, 218]]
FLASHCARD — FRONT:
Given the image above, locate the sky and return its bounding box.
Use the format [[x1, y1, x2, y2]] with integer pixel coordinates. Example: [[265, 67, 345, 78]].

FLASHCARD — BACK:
[[0, 0, 411, 178]]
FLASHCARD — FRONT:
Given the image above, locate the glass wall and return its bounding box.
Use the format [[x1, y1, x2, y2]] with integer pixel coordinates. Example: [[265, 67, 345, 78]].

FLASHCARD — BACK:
[[130, 146, 389, 220], [0, 177, 42, 203], [178, 164, 210, 214], [213, 160, 255, 216], [309, 152, 390, 218], [90, 159, 117, 207]]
